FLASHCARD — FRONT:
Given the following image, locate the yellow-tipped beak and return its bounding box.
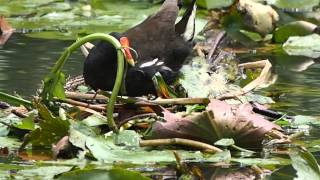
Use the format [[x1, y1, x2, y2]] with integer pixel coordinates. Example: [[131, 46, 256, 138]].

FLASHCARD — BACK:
[[126, 58, 135, 66], [120, 37, 135, 67]]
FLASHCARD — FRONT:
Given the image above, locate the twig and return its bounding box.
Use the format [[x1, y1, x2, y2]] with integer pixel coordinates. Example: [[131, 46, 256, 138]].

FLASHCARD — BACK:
[[173, 151, 188, 174], [239, 60, 272, 93], [150, 98, 210, 105], [231, 145, 255, 153], [63, 98, 105, 112], [140, 138, 223, 153], [76, 106, 107, 118], [66, 91, 210, 106], [207, 30, 226, 60], [65, 91, 108, 101], [217, 60, 273, 99], [11, 109, 28, 118]]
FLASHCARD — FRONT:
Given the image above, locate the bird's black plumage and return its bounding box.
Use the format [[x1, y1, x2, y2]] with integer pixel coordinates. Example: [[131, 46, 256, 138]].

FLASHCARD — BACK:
[[83, 0, 197, 96]]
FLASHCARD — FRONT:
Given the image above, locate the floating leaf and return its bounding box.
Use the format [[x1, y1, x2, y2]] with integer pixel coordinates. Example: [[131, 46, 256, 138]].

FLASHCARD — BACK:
[[289, 148, 320, 180], [69, 120, 231, 164], [267, 0, 320, 12], [13, 114, 35, 131], [0, 113, 21, 136], [58, 168, 151, 180], [113, 130, 140, 147], [0, 136, 21, 150], [15, 166, 73, 180], [283, 34, 320, 58], [232, 157, 291, 166], [273, 21, 317, 43], [27, 101, 69, 147], [196, 0, 234, 9], [82, 114, 107, 127], [293, 115, 320, 126]]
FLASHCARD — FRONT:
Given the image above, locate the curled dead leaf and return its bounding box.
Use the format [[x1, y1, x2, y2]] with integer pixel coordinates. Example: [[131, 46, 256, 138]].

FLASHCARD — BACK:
[[145, 100, 282, 148]]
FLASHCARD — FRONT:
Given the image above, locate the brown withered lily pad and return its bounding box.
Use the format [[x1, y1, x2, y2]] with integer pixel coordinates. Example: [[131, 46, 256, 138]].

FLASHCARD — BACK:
[[145, 100, 282, 148], [0, 16, 15, 45]]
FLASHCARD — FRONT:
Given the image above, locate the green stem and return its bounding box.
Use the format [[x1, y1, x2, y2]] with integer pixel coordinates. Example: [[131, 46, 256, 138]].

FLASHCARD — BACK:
[[49, 33, 123, 133]]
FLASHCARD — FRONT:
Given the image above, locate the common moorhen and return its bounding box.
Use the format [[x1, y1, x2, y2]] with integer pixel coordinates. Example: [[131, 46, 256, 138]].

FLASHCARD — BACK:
[[83, 0, 197, 96]]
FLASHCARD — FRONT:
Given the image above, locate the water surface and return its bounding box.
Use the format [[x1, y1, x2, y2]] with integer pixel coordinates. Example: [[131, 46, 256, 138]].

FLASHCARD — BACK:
[[0, 34, 83, 96]]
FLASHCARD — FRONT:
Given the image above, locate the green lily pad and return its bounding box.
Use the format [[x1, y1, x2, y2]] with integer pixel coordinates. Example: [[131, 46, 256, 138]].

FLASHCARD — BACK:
[[289, 148, 320, 179], [273, 21, 317, 43], [267, 0, 320, 11], [283, 34, 320, 58], [0, 136, 21, 149], [57, 168, 151, 180], [293, 115, 320, 126], [69, 120, 231, 164], [27, 102, 70, 147]]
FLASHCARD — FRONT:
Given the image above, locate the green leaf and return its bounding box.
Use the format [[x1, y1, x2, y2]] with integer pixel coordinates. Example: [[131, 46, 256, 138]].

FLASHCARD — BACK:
[[232, 157, 291, 166], [273, 21, 317, 43], [41, 71, 66, 101], [68, 121, 97, 150], [0, 136, 21, 150], [283, 34, 320, 58], [185, 104, 206, 114], [267, 0, 320, 12], [57, 168, 151, 180], [0, 113, 21, 136], [113, 130, 140, 147], [69, 121, 231, 164], [82, 114, 107, 127], [293, 115, 320, 126], [0, 92, 32, 108], [196, 0, 234, 9], [13, 114, 36, 131], [27, 101, 69, 147], [15, 166, 73, 180], [289, 148, 320, 180]]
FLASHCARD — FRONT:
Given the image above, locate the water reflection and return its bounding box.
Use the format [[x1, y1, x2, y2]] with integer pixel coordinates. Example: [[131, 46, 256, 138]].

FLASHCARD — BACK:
[[0, 34, 83, 96]]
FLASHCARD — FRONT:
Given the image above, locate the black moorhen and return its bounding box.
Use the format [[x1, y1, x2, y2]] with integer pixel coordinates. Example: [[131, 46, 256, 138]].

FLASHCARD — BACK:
[[83, 0, 197, 96]]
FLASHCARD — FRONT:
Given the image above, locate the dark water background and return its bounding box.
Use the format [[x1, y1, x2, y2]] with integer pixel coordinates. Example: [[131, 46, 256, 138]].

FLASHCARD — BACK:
[[0, 34, 83, 96]]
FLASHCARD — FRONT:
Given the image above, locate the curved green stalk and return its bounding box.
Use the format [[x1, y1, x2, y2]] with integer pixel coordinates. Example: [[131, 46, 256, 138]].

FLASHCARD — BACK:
[[46, 33, 123, 133]]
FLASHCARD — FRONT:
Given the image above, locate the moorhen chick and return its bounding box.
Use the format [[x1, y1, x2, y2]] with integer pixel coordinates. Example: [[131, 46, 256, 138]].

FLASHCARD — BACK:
[[83, 0, 197, 96]]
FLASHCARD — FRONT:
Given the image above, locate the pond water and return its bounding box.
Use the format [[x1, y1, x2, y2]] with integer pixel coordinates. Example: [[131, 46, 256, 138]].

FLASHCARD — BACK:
[[0, 34, 83, 96]]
